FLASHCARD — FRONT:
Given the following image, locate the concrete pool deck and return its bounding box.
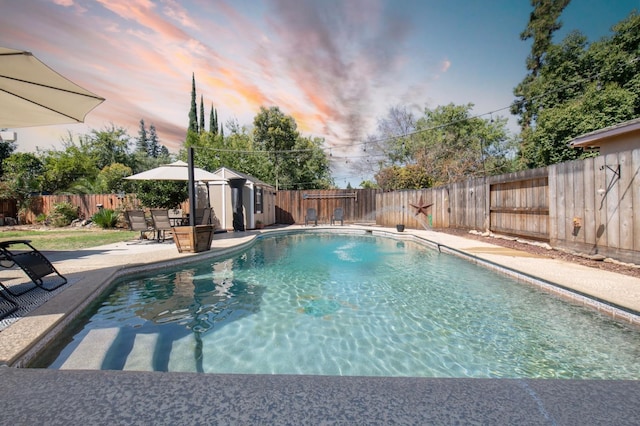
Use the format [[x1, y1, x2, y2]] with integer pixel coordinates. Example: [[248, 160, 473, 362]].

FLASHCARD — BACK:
[[1, 225, 639, 424]]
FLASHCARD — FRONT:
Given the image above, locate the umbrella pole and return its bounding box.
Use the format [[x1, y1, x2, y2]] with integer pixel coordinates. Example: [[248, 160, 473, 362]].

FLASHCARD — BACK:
[[188, 147, 196, 226]]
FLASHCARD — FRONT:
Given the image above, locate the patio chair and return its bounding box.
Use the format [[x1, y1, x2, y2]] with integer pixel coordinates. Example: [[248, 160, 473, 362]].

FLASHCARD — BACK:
[[0, 240, 67, 297], [331, 208, 344, 226], [305, 208, 318, 226], [150, 209, 174, 242], [124, 210, 154, 241]]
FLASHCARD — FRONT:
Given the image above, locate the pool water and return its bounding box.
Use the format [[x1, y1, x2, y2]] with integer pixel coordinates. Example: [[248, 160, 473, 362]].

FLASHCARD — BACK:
[[42, 233, 640, 378]]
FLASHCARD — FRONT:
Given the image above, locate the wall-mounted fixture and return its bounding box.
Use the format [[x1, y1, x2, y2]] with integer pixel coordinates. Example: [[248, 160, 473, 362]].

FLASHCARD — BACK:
[[600, 164, 621, 180]]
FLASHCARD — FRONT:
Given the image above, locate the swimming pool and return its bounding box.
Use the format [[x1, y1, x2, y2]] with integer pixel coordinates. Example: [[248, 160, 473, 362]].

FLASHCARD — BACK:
[[37, 233, 640, 378]]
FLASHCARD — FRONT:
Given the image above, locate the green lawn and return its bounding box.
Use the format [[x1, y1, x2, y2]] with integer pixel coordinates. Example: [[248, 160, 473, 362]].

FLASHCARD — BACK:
[[0, 229, 138, 251]]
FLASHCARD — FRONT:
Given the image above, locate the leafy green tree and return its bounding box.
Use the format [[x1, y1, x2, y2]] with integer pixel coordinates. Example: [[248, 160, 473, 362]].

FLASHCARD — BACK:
[[514, 11, 640, 167], [0, 137, 16, 176], [135, 180, 188, 209], [97, 163, 134, 193], [188, 73, 198, 133], [0, 152, 44, 213], [40, 142, 99, 194], [359, 180, 379, 189], [375, 164, 432, 190], [413, 103, 514, 185], [85, 125, 131, 170], [253, 106, 300, 189], [287, 136, 333, 189], [371, 103, 514, 188]]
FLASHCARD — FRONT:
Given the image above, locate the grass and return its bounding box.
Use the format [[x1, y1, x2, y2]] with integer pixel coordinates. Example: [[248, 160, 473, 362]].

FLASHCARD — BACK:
[[0, 228, 138, 251]]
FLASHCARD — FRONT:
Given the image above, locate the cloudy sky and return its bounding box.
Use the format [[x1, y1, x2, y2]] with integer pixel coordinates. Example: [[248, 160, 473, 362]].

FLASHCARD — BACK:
[[1, 0, 638, 185]]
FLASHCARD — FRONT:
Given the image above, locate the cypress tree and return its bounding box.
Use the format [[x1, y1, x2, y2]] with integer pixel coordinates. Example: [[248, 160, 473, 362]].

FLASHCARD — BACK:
[[199, 95, 205, 133], [209, 104, 217, 135], [188, 73, 198, 133]]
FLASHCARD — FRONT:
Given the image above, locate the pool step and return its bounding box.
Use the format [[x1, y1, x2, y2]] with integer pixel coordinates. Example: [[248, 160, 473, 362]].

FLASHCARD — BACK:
[[168, 334, 198, 372], [123, 333, 159, 371], [58, 329, 199, 372], [58, 328, 120, 370]]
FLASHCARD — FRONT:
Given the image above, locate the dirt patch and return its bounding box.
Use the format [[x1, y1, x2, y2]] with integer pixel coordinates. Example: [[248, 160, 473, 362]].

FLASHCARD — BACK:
[[435, 228, 640, 279]]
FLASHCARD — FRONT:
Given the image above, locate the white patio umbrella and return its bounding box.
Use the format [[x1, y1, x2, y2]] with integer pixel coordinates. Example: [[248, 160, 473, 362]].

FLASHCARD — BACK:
[[124, 160, 222, 182], [126, 159, 225, 224], [0, 46, 104, 128]]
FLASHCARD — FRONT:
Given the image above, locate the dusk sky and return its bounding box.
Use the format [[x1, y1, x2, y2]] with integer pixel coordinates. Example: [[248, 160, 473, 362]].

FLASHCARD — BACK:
[[2, 0, 638, 185]]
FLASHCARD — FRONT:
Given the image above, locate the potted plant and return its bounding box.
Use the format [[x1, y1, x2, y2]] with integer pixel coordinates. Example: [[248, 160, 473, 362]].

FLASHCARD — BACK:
[[255, 220, 264, 229]]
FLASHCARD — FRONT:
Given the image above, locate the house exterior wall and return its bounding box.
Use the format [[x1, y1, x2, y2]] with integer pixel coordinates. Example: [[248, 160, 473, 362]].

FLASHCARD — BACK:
[[597, 130, 640, 156]]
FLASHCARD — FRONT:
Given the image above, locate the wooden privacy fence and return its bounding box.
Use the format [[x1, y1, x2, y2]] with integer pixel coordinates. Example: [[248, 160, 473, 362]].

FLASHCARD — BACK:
[[375, 168, 550, 239], [374, 148, 639, 264], [276, 189, 380, 224], [20, 193, 141, 224], [14, 194, 191, 225]]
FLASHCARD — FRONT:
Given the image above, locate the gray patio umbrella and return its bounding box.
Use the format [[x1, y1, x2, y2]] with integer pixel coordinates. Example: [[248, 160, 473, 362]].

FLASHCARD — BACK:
[[0, 47, 104, 128]]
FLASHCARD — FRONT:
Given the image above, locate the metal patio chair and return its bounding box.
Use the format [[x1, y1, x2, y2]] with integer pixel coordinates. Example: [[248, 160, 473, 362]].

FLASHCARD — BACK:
[[305, 208, 318, 226], [331, 208, 344, 226]]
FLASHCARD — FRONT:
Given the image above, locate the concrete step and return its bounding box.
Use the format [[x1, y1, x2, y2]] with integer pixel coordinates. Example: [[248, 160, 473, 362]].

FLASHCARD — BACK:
[[59, 328, 119, 370], [123, 333, 159, 371]]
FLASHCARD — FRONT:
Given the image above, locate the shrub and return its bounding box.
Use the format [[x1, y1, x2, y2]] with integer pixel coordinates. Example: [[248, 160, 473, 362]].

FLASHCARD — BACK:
[[92, 208, 120, 229], [48, 201, 79, 227], [35, 213, 47, 224]]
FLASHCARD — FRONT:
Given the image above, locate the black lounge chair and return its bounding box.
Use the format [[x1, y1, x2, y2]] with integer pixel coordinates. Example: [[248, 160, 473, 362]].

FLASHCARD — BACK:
[[0, 240, 67, 297], [305, 208, 318, 226], [0, 290, 18, 319], [331, 208, 344, 226]]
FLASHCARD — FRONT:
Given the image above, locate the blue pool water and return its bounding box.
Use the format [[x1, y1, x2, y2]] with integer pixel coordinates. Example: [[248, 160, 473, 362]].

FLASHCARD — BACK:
[[43, 233, 640, 378]]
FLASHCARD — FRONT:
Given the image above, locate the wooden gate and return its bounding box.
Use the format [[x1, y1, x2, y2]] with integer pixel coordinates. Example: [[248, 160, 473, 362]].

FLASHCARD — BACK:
[[489, 169, 549, 241]]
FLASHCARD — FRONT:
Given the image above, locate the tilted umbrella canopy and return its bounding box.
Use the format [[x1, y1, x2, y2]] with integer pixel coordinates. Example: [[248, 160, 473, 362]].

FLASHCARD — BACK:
[[125, 161, 224, 182], [0, 47, 105, 128]]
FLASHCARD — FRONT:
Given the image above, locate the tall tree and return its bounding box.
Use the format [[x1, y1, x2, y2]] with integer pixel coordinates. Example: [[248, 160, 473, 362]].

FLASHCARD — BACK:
[[136, 119, 148, 153], [521, 0, 571, 75], [147, 124, 160, 157], [209, 105, 218, 135], [188, 73, 198, 133], [253, 106, 299, 190], [513, 0, 571, 130], [199, 95, 205, 133]]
